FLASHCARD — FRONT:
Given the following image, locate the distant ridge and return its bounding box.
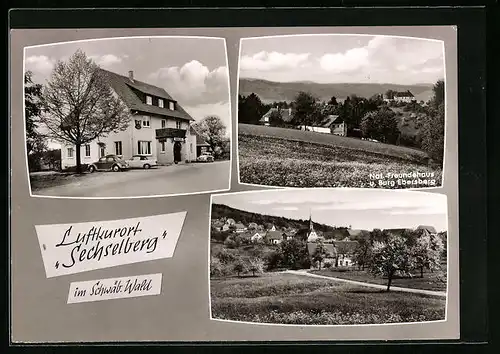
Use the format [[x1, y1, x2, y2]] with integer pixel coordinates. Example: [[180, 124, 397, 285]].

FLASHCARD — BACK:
[[239, 78, 434, 103]]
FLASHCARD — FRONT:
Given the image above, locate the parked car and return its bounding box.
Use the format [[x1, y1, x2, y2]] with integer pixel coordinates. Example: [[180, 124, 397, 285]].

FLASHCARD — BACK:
[[88, 155, 129, 172], [128, 155, 158, 169], [196, 152, 214, 163]]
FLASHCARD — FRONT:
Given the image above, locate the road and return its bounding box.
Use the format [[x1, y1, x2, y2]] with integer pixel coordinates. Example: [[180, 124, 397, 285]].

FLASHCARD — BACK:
[[34, 161, 230, 198], [285, 269, 446, 297]]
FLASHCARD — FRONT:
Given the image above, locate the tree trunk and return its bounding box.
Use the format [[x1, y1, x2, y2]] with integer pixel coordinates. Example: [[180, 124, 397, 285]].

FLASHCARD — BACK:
[[75, 143, 82, 174], [420, 266, 424, 278], [386, 272, 393, 292]]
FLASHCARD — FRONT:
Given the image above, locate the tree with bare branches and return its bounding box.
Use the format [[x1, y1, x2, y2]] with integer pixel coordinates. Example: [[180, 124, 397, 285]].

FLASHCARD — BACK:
[[40, 49, 130, 173]]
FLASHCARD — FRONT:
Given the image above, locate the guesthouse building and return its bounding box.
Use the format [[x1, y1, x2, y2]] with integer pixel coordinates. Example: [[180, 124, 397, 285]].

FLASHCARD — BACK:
[[61, 69, 197, 169]]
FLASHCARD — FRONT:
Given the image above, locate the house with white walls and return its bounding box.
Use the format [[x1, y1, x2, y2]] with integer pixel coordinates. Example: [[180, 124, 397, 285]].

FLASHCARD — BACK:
[[60, 69, 197, 169]]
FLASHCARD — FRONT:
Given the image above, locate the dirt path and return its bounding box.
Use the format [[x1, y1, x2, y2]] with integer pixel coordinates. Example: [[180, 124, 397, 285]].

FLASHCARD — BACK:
[[285, 269, 447, 297]]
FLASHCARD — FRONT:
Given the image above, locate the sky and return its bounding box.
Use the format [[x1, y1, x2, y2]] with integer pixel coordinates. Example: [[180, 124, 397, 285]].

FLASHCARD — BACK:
[[24, 37, 231, 139], [212, 189, 448, 232], [239, 35, 445, 85]]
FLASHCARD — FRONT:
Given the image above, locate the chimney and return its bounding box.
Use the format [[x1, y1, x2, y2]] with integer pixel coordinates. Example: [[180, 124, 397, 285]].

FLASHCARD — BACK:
[[128, 70, 134, 81]]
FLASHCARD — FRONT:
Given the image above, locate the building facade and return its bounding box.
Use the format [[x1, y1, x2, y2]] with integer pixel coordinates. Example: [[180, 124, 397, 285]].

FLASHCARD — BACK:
[[61, 69, 197, 169]]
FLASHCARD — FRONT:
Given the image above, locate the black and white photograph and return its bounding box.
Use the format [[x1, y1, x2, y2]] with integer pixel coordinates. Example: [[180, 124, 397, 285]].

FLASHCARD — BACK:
[[24, 36, 231, 198], [210, 189, 448, 325], [238, 35, 446, 189]]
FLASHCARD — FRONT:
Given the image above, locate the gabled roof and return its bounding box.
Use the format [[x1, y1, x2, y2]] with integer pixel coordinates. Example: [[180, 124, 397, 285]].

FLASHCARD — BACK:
[[261, 107, 294, 123], [416, 225, 437, 234], [307, 243, 336, 256], [190, 126, 210, 147], [266, 231, 284, 240], [394, 90, 414, 97], [323, 115, 343, 126], [234, 223, 246, 229], [99, 69, 194, 121]]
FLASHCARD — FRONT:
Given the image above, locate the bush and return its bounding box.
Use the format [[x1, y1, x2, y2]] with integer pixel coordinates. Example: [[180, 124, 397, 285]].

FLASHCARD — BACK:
[[324, 262, 332, 269]]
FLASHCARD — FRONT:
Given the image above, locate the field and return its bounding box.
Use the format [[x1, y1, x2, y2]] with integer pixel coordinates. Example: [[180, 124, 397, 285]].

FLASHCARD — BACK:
[[238, 124, 442, 188], [211, 273, 446, 325], [310, 266, 447, 292]]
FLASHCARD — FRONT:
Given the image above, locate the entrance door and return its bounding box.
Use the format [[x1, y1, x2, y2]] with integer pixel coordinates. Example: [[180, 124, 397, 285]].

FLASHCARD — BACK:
[[173, 141, 182, 163]]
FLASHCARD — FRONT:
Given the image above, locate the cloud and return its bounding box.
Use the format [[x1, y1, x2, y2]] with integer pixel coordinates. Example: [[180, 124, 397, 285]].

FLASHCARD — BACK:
[[318, 36, 444, 83], [89, 54, 123, 67], [319, 47, 370, 73], [240, 51, 311, 72], [278, 206, 299, 211], [148, 60, 229, 105], [25, 55, 55, 76]]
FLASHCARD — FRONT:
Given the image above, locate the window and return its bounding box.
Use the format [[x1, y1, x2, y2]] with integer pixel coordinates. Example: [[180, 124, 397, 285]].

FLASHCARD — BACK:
[[176, 120, 182, 129], [160, 141, 166, 153], [137, 141, 152, 155], [99, 147, 106, 157], [146, 95, 152, 105], [161, 119, 166, 128], [158, 99, 164, 108], [85, 144, 91, 157], [169, 101, 175, 110], [142, 116, 150, 127], [190, 143, 193, 154], [67, 147, 74, 158], [114, 141, 123, 156]]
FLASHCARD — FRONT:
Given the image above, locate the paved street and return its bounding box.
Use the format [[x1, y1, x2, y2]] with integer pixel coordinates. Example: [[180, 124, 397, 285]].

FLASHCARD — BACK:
[[33, 161, 230, 198]]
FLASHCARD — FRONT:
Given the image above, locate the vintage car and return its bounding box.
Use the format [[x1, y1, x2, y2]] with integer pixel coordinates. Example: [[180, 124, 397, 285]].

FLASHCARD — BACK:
[[196, 152, 214, 163], [88, 155, 129, 172], [127, 155, 158, 169]]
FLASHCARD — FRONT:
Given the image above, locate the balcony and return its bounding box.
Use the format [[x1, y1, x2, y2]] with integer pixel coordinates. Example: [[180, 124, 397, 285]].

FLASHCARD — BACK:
[[155, 128, 186, 139]]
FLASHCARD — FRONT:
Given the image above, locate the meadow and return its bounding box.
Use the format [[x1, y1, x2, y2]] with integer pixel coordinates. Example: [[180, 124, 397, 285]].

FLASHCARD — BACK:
[[311, 266, 447, 292], [211, 273, 446, 325], [238, 124, 442, 188]]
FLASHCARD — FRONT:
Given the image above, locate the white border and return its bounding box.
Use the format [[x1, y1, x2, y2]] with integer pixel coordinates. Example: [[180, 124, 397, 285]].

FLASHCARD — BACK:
[[208, 188, 450, 330], [235, 34, 448, 192], [22, 35, 232, 200]]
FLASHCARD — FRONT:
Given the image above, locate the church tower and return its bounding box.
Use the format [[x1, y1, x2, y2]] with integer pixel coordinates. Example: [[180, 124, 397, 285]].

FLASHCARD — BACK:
[[307, 209, 319, 242]]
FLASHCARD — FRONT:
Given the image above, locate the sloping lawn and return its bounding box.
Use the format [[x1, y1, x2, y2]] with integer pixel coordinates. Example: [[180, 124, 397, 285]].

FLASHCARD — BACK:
[[211, 273, 446, 325], [238, 132, 442, 188]]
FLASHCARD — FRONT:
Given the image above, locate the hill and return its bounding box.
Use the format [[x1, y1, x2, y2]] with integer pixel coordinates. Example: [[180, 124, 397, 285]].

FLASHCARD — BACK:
[[239, 78, 434, 104], [211, 203, 335, 234]]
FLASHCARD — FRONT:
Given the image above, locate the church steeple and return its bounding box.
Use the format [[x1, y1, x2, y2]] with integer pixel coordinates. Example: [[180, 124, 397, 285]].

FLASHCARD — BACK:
[[309, 209, 314, 231]]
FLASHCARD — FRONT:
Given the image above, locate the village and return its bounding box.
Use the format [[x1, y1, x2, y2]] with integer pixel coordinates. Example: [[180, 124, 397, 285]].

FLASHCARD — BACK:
[[210, 206, 444, 272], [209, 194, 448, 325]]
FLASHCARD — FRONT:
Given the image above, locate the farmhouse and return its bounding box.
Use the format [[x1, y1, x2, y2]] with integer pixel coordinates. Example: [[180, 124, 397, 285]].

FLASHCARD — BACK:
[[298, 115, 347, 137], [260, 107, 293, 126], [416, 225, 437, 236], [61, 69, 197, 169], [233, 223, 248, 233], [251, 232, 264, 243], [383, 90, 416, 103], [307, 239, 359, 268], [266, 230, 284, 245]]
